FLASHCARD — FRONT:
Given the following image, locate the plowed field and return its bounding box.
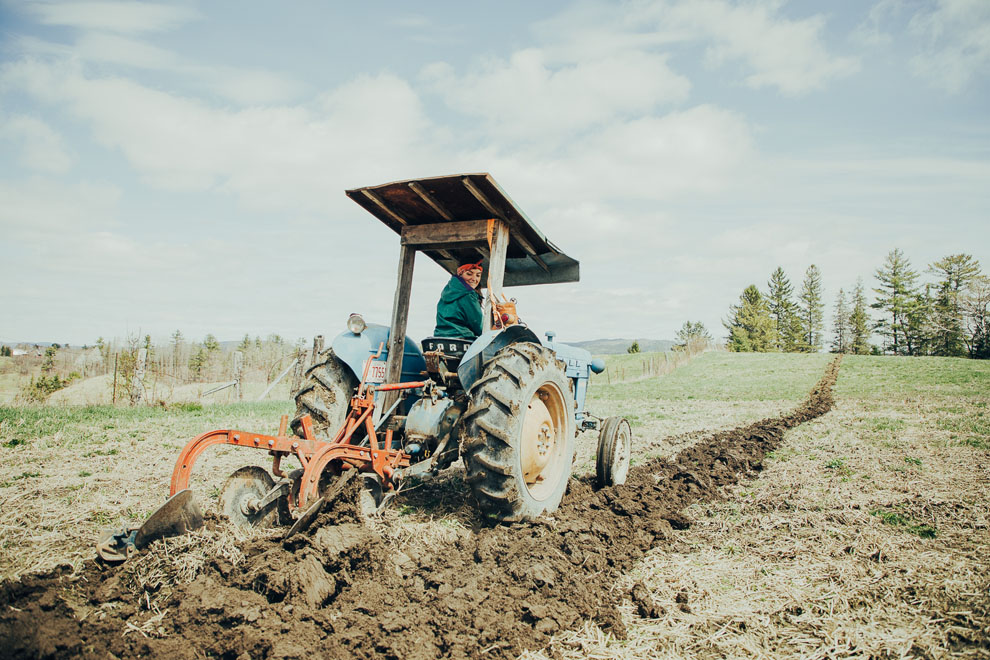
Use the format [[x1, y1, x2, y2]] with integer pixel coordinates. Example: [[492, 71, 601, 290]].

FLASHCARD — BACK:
[[0, 358, 840, 659]]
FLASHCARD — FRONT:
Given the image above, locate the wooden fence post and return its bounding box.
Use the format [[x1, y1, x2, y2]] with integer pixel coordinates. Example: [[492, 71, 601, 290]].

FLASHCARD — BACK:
[[291, 349, 306, 392], [112, 353, 118, 404], [233, 351, 243, 400], [130, 348, 146, 405], [311, 335, 324, 368]]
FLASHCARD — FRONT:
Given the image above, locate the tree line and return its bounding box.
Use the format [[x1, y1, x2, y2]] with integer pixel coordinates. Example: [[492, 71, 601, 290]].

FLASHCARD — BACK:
[[724, 251, 989, 359]]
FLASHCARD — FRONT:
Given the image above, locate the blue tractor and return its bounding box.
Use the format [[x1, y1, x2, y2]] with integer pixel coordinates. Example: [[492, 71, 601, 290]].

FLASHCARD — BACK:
[[96, 174, 634, 561], [286, 173, 631, 522]]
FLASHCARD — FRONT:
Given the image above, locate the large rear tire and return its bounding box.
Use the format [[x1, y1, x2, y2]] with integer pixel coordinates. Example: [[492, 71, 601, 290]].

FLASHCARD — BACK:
[[291, 350, 358, 440], [460, 342, 575, 522]]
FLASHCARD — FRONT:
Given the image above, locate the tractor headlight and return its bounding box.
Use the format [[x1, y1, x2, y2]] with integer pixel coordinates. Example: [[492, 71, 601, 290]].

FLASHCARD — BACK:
[[347, 313, 366, 335], [590, 358, 606, 374]]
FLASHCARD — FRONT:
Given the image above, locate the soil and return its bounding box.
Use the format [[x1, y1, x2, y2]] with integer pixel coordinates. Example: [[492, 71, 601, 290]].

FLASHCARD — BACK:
[[0, 358, 840, 660]]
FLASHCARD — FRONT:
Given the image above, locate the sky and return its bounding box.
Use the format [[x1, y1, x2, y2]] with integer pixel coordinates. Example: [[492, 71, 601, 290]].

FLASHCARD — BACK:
[[1, 0, 988, 347]]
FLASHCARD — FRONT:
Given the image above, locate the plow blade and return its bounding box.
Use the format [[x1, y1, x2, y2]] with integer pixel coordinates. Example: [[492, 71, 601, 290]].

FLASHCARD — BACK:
[[96, 489, 204, 563]]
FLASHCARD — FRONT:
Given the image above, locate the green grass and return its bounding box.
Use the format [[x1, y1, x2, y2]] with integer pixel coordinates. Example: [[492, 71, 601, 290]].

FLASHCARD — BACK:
[[591, 352, 832, 402], [834, 355, 990, 399], [0, 400, 293, 448], [867, 417, 907, 433], [936, 414, 990, 436], [870, 508, 937, 539], [0, 470, 42, 488]]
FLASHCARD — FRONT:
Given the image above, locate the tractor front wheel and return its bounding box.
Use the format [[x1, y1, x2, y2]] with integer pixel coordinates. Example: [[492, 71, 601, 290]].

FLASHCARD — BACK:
[[461, 342, 575, 521]]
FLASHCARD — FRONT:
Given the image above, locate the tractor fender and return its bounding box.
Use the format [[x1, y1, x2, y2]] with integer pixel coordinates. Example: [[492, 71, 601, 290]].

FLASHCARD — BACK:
[[456, 325, 542, 391], [331, 323, 427, 388]]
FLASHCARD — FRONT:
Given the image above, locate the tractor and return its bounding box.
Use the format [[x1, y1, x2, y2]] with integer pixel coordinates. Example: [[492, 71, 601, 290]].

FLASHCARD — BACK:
[[97, 173, 631, 561]]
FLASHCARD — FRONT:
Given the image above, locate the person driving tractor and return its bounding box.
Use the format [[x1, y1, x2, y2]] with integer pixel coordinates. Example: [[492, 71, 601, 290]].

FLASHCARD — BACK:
[[434, 261, 483, 339]]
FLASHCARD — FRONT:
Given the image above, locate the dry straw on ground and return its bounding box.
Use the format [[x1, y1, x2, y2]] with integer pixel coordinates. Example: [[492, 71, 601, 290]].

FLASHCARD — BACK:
[[524, 382, 990, 659], [4, 354, 986, 659]]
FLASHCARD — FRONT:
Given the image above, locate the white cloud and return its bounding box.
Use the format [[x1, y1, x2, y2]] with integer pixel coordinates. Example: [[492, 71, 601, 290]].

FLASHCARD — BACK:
[[211, 68, 304, 106], [423, 48, 690, 142], [22, 1, 199, 34], [480, 103, 754, 215], [675, 0, 860, 95], [574, 105, 753, 196], [18, 32, 303, 106], [534, 0, 859, 96], [0, 114, 74, 173], [1, 59, 438, 211], [74, 32, 181, 69], [392, 15, 431, 29], [0, 178, 120, 236], [907, 0, 990, 93], [852, 0, 902, 47]]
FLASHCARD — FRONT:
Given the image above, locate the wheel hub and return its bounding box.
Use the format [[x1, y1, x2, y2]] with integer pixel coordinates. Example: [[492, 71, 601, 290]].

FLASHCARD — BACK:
[[240, 497, 261, 516], [521, 393, 556, 483], [218, 466, 279, 528]]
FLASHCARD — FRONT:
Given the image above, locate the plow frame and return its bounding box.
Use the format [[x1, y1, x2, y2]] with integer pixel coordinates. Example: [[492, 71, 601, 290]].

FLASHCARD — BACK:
[[169, 376, 427, 515]]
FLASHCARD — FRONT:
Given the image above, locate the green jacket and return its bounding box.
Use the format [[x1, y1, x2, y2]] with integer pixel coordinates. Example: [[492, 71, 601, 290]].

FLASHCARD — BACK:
[[434, 276, 483, 339]]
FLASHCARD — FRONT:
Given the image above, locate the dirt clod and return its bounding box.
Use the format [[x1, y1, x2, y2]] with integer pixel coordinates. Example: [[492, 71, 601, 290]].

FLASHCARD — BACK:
[[630, 581, 663, 619]]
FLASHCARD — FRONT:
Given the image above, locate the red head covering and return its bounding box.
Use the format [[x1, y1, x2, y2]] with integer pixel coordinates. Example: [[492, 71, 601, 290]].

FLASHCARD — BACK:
[[457, 261, 483, 275]]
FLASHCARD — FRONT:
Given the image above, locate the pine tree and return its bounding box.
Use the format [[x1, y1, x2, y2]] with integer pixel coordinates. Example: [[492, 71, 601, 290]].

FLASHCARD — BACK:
[[627, 341, 640, 354], [830, 288, 850, 353], [675, 321, 712, 351], [170, 330, 185, 378], [872, 248, 920, 355], [849, 278, 871, 354], [928, 254, 982, 357], [964, 275, 990, 359], [911, 284, 937, 356], [204, 334, 220, 353], [766, 267, 801, 352], [798, 265, 825, 352], [41, 346, 57, 373], [188, 347, 207, 378], [724, 285, 776, 352]]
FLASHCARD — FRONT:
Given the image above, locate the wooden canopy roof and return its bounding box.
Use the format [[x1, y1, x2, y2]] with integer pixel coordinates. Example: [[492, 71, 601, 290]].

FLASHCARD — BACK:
[[345, 173, 579, 287]]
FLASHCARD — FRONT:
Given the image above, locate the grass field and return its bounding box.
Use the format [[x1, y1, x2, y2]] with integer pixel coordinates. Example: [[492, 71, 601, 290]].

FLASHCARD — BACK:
[[0, 350, 824, 578], [577, 351, 833, 473], [530, 353, 990, 659], [1, 352, 988, 659]]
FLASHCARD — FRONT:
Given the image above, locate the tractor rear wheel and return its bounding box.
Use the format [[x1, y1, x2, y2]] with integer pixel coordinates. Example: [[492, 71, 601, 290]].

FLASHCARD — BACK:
[[461, 342, 575, 522], [291, 350, 357, 440]]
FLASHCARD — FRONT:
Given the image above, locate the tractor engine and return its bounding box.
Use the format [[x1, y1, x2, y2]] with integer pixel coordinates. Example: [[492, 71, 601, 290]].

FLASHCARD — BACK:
[[402, 395, 464, 464]]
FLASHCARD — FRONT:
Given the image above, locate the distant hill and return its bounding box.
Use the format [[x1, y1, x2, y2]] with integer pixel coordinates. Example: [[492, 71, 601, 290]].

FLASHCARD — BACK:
[[565, 338, 675, 355]]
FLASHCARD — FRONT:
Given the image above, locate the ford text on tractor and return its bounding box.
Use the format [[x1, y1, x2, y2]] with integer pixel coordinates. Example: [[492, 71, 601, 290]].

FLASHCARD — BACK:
[[97, 173, 632, 561]]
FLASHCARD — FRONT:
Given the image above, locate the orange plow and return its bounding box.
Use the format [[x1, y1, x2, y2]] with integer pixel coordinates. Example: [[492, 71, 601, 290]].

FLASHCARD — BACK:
[[97, 348, 427, 563], [170, 376, 423, 516]]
